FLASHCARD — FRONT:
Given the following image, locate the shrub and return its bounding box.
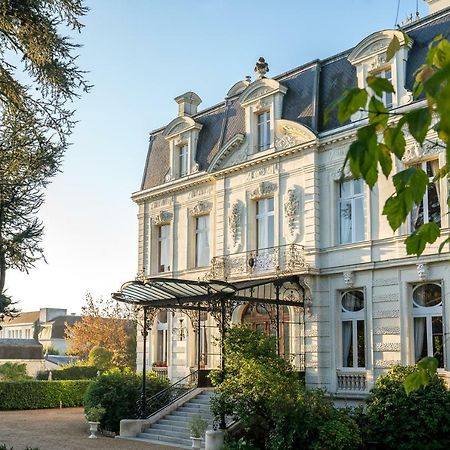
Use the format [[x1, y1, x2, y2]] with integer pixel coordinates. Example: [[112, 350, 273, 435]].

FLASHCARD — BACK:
[[36, 364, 99, 380], [88, 346, 113, 370], [189, 415, 208, 438], [84, 368, 169, 432], [366, 365, 450, 450], [0, 362, 31, 381], [43, 345, 60, 355], [0, 380, 90, 410], [85, 404, 106, 422]]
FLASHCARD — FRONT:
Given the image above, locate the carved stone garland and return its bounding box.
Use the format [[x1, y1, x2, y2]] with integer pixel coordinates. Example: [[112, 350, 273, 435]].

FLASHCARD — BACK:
[[284, 188, 299, 238], [228, 201, 241, 248]]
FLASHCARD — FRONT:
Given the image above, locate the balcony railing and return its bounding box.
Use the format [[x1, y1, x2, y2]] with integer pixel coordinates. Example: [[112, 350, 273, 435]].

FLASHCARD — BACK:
[[209, 244, 308, 281], [336, 370, 367, 392]]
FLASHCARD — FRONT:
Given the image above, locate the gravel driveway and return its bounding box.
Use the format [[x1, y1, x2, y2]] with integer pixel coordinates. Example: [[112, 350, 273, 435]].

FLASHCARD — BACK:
[[0, 408, 176, 450]]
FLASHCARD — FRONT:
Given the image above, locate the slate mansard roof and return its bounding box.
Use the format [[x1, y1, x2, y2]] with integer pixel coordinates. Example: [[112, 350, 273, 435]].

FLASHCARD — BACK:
[[141, 9, 450, 191]]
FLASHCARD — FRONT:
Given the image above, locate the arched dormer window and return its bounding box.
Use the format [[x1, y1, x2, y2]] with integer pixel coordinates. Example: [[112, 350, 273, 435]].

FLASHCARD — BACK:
[[162, 92, 203, 181], [239, 78, 287, 155], [348, 30, 413, 113]]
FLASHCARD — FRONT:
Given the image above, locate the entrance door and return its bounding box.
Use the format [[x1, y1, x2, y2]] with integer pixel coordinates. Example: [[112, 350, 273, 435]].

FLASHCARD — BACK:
[[242, 304, 290, 358]]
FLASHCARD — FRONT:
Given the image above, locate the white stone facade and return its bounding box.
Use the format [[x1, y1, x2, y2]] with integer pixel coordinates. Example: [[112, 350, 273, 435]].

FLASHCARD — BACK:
[[133, 7, 450, 396]]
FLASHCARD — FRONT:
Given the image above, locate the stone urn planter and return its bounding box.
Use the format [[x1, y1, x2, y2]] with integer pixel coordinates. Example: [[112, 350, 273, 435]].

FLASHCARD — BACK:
[[189, 415, 208, 449], [88, 421, 100, 439], [85, 404, 106, 439]]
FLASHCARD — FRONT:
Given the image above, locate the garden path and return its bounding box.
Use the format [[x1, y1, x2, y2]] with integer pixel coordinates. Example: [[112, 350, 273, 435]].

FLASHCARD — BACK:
[[0, 408, 176, 450]]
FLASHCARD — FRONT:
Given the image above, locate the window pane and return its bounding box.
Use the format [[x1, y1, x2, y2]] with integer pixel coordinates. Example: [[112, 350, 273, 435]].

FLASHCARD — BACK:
[[427, 180, 441, 226], [414, 317, 428, 362], [432, 316, 444, 368], [158, 225, 170, 272], [267, 197, 274, 212], [340, 180, 352, 199], [413, 284, 442, 308], [353, 178, 363, 195], [267, 215, 274, 248], [340, 200, 352, 244], [357, 320, 365, 367], [342, 321, 353, 367], [342, 291, 364, 312], [354, 196, 364, 242], [411, 200, 424, 231]]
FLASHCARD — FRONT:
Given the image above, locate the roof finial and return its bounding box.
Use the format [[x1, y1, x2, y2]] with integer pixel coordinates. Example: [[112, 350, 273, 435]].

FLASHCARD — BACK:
[[254, 57, 269, 79]]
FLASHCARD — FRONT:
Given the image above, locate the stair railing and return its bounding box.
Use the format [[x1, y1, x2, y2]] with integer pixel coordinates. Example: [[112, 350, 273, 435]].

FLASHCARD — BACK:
[[145, 369, 199, 419]]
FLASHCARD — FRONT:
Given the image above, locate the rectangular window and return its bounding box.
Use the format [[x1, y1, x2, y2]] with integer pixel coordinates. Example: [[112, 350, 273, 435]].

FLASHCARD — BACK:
[[256, 198, 274, 250], [341, 290, 365, 369], [157, 224, 170, 273], [378, 68, 393, 108], [195, 215, 210, 267], [410, 161, 441, 231], [257, 111, 271, 151], [178, 145, 188, 177], [339, 179, 364, 244]]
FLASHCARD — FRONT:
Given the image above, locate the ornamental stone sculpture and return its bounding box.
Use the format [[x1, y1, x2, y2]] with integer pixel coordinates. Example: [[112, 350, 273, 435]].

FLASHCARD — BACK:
[[254, 57, 269, 78]]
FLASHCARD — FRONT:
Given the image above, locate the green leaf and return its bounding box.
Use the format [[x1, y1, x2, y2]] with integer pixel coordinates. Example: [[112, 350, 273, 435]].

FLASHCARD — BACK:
[[417, 356, 438, 376], [368, 96, 389, 127], [384, 121, 406, 159], [347, 125, 379, 188], [432, 39, 450, 68], [404, 371, 428, 395], [405, 222, 440, 256], [337, 88, 368, 123], [405, 108, 432, 145], [367, 76, 395, 97], [383, 168, 428, 231], [423, 63, 450, 99], [386, 35, 401, 62], [378, 144, 392, 178]]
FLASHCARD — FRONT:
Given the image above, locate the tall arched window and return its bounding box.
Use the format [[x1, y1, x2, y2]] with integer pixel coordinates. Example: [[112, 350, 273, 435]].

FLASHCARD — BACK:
[[242, 304, 290, 358], [412, 283, 443, 368], [340, 290, 365, 368]]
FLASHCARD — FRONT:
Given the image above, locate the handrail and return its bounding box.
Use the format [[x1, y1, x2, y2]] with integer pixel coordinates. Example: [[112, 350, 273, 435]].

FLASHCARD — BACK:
[[146, 369, 199, 419]]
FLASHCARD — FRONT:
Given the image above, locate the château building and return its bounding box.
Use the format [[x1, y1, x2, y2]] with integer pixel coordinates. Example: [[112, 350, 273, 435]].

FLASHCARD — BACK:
[[128, 0, 450, 400]]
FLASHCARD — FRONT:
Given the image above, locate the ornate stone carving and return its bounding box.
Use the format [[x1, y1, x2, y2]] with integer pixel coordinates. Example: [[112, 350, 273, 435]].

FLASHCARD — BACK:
[[372, 278, 398, 287], [374, 359, 401, 368], [343, 271, 354, 288], [275, 124, 314, 150], [254, 97, 270, 112], [284, 188, 299, 237], [151, 210, 172, 225], [192, 162, 200, 173], [369, 52, 387, 71], [190, 201, 212, 217], [402, 140, 443, 163], [221, 141, 249, 169], [373, 326, 401, 335], [249, 181, 277, 199], [417, 263, 429, 281], [374, 342, 401, 352], [228, 201, 241, 247], [254, 57, 269, 78], [373, 309, 400, 319], [373, 293, 399, 303]]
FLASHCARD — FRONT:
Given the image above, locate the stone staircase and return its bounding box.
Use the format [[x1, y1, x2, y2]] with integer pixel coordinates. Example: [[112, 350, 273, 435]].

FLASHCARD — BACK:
[[133, 390, 214, 449]]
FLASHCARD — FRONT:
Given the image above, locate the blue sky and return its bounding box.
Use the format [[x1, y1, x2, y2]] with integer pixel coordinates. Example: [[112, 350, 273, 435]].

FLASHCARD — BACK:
[[7, 0, 430, 313]]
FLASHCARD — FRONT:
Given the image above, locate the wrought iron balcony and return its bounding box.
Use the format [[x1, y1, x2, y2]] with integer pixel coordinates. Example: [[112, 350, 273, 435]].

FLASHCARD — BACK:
[[209, 244, 308, 281]]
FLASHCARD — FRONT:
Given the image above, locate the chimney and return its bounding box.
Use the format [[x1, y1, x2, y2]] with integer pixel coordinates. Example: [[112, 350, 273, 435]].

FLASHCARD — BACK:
[[174, 91, 202, 117], [424, 0, 450, 13]]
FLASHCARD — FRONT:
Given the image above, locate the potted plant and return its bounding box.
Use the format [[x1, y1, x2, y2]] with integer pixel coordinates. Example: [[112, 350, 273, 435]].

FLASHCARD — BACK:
[[189, 415, 208, 449], [85, 404, 106, 439]]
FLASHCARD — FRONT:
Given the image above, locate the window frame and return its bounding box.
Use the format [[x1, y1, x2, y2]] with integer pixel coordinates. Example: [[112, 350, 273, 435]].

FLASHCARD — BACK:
[[256, 110, 271, 151], [157, 224, 170, 273], [255, 197, 275, 251], [339, 289, 366, 369], [194, 214, 210, 268], [338, 178, 365, 245], [411, 282, 444, 368], [178, 144, 189, 178]]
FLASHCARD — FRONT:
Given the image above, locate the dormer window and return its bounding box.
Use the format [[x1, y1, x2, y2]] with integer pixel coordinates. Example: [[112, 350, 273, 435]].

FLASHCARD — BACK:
[[178, 144, 188, 177], [377, 68, 393, 108], [348, 30, 413, 113], [257, 111, 271, 151], [162, 91, 203, 182]]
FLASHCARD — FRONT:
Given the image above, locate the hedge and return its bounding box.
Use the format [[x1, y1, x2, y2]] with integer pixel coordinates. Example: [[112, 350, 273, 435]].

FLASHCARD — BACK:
[[0, 380, 91, 410], [36, 365, 99, 380]]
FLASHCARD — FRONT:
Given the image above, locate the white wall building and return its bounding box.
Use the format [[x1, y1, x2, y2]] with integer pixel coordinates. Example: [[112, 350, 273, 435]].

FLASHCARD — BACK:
[[130, 1, 450, 399]]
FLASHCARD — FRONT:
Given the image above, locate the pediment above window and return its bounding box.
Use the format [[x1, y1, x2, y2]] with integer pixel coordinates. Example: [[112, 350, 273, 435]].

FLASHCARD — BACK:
[[274, 120, 316, 150], [190, 200, 212, 216], [162, 116, 202, 140], [239, 78, 287, 107], [152, 210, 173, 225], [348, 30, 412, 65], [250, 181, 277, 200]]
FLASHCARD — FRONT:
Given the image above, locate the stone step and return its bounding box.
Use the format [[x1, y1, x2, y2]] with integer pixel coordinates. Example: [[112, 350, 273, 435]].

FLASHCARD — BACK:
[[170, 410, 213, 419], [141, 428, 191, 439], [179, 405, 211, 413], [137, 432, 193, 447], [151, 422, 188, 433]]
